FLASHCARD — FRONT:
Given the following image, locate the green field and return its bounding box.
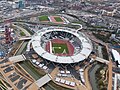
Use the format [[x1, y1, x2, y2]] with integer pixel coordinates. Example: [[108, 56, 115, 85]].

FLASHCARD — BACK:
[[54, 17, 63, 22], [52, 43, 68, 54], [39, 16, 49, 21]]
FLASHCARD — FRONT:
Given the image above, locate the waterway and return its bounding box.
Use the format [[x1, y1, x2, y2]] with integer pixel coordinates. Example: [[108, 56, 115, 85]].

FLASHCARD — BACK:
[[19, 61, 42, 80], [15, 41, 56, 90], [89, 63, 101, 90]]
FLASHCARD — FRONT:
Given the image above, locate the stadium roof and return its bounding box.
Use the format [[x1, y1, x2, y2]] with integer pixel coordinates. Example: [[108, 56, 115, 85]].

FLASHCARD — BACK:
[[31, 27, 93, 64]]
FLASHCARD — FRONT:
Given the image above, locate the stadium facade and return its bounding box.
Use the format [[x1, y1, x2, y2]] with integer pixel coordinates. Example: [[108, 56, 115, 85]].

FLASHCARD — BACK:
[[27, 27, 93, 64]]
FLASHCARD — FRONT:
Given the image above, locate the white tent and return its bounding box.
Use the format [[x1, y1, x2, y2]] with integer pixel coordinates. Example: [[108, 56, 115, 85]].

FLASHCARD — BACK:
[[112, 49, 120, 64], [36, 62, 40, 65], [65, 80, 70, 85], [70, 82, 75, 87], [32, 59, 36, 63], [55, 77, 60, 82], [60, 79, 65, 84]]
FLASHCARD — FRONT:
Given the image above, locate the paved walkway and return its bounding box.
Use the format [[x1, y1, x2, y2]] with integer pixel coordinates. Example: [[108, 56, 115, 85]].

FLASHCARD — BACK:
[[0, 59, 33, 90], [108, 60, 113, 90], [0, 67, 18, 90], [50, 67, 88, 90], [50, 67, 59, 78], [84, 66, 92, 90], [27, 83, 39, 90], [19, 37, 31, 41]]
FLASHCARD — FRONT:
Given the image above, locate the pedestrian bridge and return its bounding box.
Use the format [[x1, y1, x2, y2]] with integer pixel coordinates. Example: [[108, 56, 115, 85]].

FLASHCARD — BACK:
[[27, 74, 52, 90], [9, 54, 26, 63], [95, 57, 109, 64], [19, 37, 31, 41], [36, 74, 52, 87]]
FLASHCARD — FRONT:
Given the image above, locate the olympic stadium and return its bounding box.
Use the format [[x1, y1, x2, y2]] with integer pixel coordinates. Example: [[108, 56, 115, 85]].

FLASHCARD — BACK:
[[27, 27, 93, 64]]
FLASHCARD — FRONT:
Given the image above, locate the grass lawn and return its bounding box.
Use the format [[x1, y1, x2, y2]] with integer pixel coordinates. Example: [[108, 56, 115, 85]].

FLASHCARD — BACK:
[[20, 31, 25, 36], [52, 43, 68, 54], [54, 17, 63, 22], [39, 16, 49, 21]]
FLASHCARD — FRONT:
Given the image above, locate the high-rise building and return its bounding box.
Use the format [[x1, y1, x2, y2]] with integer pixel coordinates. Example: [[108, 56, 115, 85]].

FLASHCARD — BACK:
[[18, 0, 25, 9], [5, 26, 13, 44]]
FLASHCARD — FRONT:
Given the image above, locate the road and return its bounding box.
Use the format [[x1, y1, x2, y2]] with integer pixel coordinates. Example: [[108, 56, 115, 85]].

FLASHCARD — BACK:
[[12, 24, 31, 36]]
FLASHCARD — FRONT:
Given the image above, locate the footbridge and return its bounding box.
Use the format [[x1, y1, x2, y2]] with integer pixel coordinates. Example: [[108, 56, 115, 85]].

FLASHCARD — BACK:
[[27, 74, 52, 90], [19, 37, 31, 41], [36, 74, 52, 87], [9, 54, 26, 63], [95, 57, 109, 64]]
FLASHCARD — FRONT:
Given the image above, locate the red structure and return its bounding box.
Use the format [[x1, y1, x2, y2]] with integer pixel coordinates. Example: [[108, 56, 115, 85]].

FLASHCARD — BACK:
[[5, 26, 13, 44]]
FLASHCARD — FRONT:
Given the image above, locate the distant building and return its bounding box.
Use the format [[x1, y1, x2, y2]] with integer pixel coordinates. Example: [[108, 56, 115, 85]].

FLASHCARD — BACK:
[[86, 0, 107, 2], [13, 0, 25, 9], [18, 0, 25, 9], [12, 0, 25, 9], [5, 26, 13, 44], [0, 27, 5, 33], [102, 9, 117, 16], [0, 51, 5, 58], [110, 34, 116, 39]]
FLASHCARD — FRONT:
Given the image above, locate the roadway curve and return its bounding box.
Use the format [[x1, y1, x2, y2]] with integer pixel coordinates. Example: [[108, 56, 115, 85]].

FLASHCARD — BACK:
[[12, 24, 31, 36]]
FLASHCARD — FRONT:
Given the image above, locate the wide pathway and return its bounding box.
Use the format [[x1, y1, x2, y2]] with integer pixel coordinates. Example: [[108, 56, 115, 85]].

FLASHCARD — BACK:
[[108, 60, 113, 90], [84, 66, 92, 90], [12, 24, 31, 36]]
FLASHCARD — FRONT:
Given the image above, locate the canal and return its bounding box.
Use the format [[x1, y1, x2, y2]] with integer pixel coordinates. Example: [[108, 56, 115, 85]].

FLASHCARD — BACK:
[[89, 63, 101, 90], [15, 41, 71, 90]]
